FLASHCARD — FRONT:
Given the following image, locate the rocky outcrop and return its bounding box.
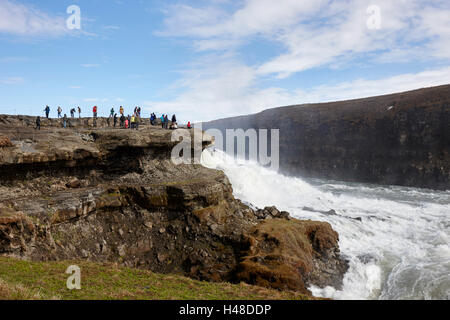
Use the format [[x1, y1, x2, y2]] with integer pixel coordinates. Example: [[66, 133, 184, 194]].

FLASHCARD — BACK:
[[202, 85, 450, 190], [237, 219, 347, 294], [0, 116, 348, 295]]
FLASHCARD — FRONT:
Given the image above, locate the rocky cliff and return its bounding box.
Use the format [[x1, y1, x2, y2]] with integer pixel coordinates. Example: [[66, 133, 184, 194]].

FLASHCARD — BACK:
[[0, 115, 348, 296], [202, 85, 450, 190]]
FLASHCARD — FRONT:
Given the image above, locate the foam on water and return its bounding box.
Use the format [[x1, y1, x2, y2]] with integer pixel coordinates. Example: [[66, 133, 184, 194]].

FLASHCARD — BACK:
[[201, 149, 450, 300]]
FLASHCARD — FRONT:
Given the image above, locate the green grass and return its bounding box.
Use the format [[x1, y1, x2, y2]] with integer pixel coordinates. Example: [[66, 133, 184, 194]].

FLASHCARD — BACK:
[[0, 257, 311, 300]]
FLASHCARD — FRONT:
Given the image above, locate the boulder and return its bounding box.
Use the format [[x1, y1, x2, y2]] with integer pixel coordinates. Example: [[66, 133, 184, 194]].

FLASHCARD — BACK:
[[237, 219, 348, 294]]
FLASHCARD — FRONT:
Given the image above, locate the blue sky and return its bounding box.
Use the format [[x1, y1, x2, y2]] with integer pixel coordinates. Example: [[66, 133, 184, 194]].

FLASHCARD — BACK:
[[0, 0, 449, 122]]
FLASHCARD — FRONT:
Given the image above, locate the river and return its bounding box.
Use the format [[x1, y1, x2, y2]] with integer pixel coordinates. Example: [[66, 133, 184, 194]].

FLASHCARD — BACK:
[[201, 149, 450, 300]]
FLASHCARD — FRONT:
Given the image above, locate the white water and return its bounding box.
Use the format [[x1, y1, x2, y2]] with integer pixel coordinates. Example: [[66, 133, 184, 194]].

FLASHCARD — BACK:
[[201, 149, 450, 300]]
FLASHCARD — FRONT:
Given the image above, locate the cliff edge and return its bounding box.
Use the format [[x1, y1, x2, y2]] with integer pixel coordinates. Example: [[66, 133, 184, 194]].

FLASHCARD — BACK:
[[0, 116, 348, 296]]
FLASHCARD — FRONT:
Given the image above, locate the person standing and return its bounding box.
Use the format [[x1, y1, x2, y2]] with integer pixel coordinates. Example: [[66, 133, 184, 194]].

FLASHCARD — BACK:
[[164, 114, 169, 129], [161, 114, 165, 129], [120, 106, 124, 116], [113, 113, 118, 127], [93, 106, 98, 118], [35, 116, 41, 130], [57, 106, 62, 118], [78, 106, 81, 118], [63, 114, 67, 128], [44, 105, 50, 119], [120, 114, 125, 128], [110, 107, 115, 118], [131, 114, 136, 129]]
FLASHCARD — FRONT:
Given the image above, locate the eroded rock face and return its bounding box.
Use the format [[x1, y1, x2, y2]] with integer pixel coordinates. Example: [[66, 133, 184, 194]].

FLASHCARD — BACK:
[[0, 117, 348, 295], [237, 219, 347, 295]]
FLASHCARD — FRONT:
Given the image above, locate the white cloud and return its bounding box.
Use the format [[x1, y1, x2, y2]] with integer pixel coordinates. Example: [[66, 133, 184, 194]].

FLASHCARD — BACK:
[[149, 0, 450, 122], [80, 64, 100, 68], [0, 0, 67, 36], [103, 25, 120, 30], [0, 76, 24, 85], [0, 56, 30, 63], [145, 59, 450, 122], [83, 98, 108, 103], [159, 0, 450, 77], [294, 66, 450, 104]]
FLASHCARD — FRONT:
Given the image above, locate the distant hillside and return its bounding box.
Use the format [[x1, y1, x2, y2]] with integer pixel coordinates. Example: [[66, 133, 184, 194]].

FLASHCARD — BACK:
[[202, 85, 450, 190]]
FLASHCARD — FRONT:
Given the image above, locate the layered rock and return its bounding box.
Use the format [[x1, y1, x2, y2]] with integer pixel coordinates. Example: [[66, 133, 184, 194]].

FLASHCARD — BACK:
[[202, 85, 450, 190], [0, 116, 348, 295]]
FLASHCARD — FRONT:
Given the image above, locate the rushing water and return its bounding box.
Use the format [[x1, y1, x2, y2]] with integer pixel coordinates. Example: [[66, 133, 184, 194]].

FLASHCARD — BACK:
[[201, 149, 450, 300]]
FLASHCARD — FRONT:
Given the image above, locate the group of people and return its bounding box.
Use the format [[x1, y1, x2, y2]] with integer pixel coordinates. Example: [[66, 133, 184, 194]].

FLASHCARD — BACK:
[[37, 105, 191, 130]]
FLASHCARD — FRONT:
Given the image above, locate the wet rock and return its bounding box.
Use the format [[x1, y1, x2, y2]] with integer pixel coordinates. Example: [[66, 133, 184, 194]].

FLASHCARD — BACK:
[[66, 178, 81, 189], [144, 222, 153, 229], [237, 219, 349, 294], [0, 135, 13, 148]]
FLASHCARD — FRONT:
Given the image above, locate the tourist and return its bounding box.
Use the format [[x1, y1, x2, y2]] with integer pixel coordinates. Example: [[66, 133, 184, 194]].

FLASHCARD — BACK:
[[70, 108, 75, 118], [164, 114, 169, 129], [161, 114, 165, 129], [78, 106, 81, 118], [135, 114, 139, 130], [44, 105, 50, 119], [110, 107, 114, 118], [125, 118, 129, 129], [57, 106, 62, 118], [120, 114, 125, 127], [130, 114, 136, 129], [187, 121, 191, 129], [119, 106, 124, 116], [93, 106, 98, 118], [113, 114, 118, 127], [35, 116, 41, 130], [63, 114, 67, 128], [150, 113, 156, 125]]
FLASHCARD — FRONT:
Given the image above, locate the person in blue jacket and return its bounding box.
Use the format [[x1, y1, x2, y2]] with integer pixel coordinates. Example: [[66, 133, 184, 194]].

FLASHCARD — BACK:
[[44, 105, 50, 118]]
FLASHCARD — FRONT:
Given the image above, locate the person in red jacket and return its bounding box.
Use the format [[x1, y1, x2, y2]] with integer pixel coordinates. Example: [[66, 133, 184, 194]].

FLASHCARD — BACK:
[[93, 106, 98, 118]]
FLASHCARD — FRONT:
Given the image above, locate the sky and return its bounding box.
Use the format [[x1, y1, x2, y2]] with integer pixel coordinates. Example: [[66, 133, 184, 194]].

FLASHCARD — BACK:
[[0, 0, 449, 122]]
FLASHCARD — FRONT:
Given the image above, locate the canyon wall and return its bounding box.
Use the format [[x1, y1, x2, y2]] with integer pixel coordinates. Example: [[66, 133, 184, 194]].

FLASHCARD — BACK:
[[202, 85, 450, 190]]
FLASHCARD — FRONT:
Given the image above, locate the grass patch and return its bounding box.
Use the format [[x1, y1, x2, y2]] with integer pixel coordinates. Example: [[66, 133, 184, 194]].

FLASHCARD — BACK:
[[0, 257, 311, 300]]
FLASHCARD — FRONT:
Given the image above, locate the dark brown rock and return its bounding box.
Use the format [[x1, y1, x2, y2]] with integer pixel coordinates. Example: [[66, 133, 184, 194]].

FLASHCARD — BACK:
[[237, 219, 348, 295]]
